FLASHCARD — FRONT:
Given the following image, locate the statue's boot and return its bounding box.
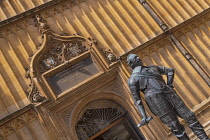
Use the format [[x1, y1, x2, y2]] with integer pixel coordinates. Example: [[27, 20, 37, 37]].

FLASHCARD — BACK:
[[172, 125, 190, 140], [189, 121, 209, 140], [176, 133, 190, 140]]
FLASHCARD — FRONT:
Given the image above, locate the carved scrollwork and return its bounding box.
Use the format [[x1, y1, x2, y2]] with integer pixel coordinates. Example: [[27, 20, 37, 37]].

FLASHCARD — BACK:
[[25, 68, 46, 103], [27, 82, 46, 103], [64, 41, 87, 60], [39, 40, 88, 73], [39, 41, 63, 72]]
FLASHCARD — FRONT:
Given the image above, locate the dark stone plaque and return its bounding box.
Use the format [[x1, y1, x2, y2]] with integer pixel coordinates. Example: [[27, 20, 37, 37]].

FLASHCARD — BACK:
[[48, 57, 100, 95]]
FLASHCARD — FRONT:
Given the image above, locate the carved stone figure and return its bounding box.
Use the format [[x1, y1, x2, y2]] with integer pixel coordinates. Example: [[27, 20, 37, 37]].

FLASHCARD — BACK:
[[35, 14, 50, 33], [100, 48, 117, 63], [127, 54, 209, 140]]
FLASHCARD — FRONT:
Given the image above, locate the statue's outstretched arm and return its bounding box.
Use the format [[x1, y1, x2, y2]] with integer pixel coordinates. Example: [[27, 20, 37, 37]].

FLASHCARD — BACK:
[[130, 85, 147, 118], [129, 84, 153, 127]]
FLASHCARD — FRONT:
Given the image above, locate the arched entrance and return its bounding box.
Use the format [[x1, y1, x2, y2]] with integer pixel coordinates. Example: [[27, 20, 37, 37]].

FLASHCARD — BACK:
[[75, 99, 145, 140]]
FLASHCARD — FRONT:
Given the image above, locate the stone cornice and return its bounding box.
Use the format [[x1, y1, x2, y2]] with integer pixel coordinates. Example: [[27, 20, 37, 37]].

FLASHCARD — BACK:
[[0, 0, 86, 29], [170, 8, 210, 37], [0, 1, 208, 40], [0, 104, 33, 126], [0, 0, 65, 28], [120, 8, 210, 60]]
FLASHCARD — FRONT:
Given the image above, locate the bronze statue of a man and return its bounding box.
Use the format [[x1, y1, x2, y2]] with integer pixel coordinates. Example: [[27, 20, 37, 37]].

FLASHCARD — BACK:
[[127, 54, 209, 140]]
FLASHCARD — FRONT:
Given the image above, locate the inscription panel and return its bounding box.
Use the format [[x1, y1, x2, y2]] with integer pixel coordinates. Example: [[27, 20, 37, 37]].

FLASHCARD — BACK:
[[47, 57, 100, 95]]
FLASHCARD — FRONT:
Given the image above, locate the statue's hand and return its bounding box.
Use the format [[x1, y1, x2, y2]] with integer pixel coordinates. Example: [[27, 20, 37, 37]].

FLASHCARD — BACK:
[[137, 116, 153, 127]]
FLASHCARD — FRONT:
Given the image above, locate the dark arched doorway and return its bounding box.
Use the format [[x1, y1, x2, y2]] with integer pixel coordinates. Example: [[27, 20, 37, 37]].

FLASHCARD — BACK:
[[75, 99, 145, 140]]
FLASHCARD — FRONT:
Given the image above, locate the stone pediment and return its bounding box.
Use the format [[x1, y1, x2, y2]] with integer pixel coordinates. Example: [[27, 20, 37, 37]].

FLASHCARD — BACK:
[[30, 32, 96, 77], [26, 31, 99, 103], [25, 14, 118, 103]]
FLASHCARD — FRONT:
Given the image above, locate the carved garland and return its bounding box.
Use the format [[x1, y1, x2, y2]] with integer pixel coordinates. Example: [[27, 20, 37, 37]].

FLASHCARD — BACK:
[[38, 39, 88, 73]]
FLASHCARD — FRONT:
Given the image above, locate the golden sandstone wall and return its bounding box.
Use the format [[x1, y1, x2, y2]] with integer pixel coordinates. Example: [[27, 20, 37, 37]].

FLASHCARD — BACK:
[[148, 0, 210, 27], [0, 0, 53, 21], [0, 0, 209, 140], [0, 0, 163, 119]]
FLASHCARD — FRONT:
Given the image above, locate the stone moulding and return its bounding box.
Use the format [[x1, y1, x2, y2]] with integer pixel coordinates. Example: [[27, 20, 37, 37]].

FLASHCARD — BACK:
[[26, 31, 96, 103], [25, 25, 118, 102], [0, 105, 37, 138]]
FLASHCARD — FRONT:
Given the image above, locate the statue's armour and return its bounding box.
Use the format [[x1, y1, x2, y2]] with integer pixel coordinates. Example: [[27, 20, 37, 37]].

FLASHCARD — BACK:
[[129, 65, 173, 93], [127, 58, 209, 140], [128, 65, 190, 117]]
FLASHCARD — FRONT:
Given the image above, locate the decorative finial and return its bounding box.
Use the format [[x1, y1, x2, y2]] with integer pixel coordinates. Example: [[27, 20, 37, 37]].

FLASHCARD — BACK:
[[34, 14, 50, 33]]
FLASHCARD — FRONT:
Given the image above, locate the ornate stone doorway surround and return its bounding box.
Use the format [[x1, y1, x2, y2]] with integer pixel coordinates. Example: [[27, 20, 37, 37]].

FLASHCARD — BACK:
[[69, 92, 145, 140]]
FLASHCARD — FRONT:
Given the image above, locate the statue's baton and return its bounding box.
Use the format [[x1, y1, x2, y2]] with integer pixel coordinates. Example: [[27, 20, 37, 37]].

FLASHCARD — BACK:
[[137, 116, 153, 127]]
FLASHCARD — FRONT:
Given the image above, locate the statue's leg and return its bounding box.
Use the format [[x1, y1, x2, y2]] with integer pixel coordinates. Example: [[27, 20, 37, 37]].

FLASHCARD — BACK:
[[166, 93, 209, 140], [145, 93, 189, 140], [177, 106, 209, 140], [159, 110, 189, 140]]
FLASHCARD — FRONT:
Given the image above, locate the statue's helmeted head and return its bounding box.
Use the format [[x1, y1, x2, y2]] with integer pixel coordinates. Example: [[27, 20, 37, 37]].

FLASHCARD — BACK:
[[127, 54, 142, 69]]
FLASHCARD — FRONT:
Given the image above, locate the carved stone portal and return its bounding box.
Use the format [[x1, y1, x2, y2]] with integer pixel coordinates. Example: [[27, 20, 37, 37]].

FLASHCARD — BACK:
[[75, 99, 126, 140]]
